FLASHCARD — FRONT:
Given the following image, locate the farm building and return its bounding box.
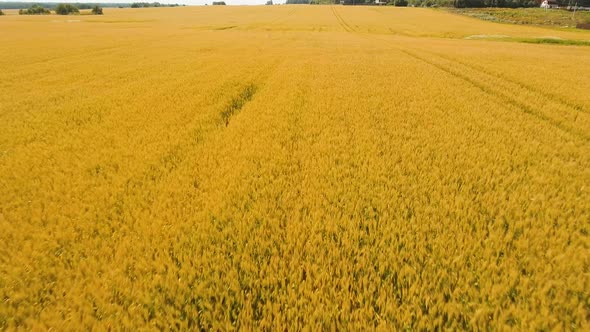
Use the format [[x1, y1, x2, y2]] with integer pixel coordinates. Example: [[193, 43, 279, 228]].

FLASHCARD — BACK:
[[540, 0, 560, 8]]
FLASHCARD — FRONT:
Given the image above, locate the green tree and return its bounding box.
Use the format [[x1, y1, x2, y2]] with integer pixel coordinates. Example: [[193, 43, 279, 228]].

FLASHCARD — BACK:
[[91, 5, 104, 14], [55, 3, 80, 15], [19, 4, 51, 14], [0, 9, 4, 15]]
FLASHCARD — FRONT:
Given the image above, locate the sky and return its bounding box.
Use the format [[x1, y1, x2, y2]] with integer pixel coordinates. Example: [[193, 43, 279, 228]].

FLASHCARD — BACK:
[[1, 0, 286, 4]]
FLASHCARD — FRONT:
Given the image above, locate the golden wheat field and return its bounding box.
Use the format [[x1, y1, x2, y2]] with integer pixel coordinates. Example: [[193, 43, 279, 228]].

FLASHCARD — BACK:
[[1, 5, 590, 330]]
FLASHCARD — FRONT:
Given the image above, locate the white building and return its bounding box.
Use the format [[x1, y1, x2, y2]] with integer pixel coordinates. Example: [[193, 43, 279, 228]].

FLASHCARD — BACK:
[[540, 0, 559, 9]]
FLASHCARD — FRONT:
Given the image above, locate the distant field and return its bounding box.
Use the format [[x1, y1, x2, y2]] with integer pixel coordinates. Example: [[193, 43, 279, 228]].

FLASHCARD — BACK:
[[1, 6, 589, 330], [447, 7, 590, 28]]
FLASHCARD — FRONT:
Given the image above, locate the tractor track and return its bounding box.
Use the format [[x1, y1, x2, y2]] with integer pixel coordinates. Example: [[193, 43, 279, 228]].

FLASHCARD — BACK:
[[426, 52, 590, 115], [331, 6, 355, 33], [397, 48, 590, 142], [330, 6, 590, 143], [100, 57, 284, 233]]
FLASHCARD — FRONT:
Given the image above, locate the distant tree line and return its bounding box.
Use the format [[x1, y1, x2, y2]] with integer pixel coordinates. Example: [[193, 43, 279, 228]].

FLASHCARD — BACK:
[[212, 1, 226, 4], [0, 2, 130, 9], [130, 2, 182, 7], [17, 3, 106, 14]]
